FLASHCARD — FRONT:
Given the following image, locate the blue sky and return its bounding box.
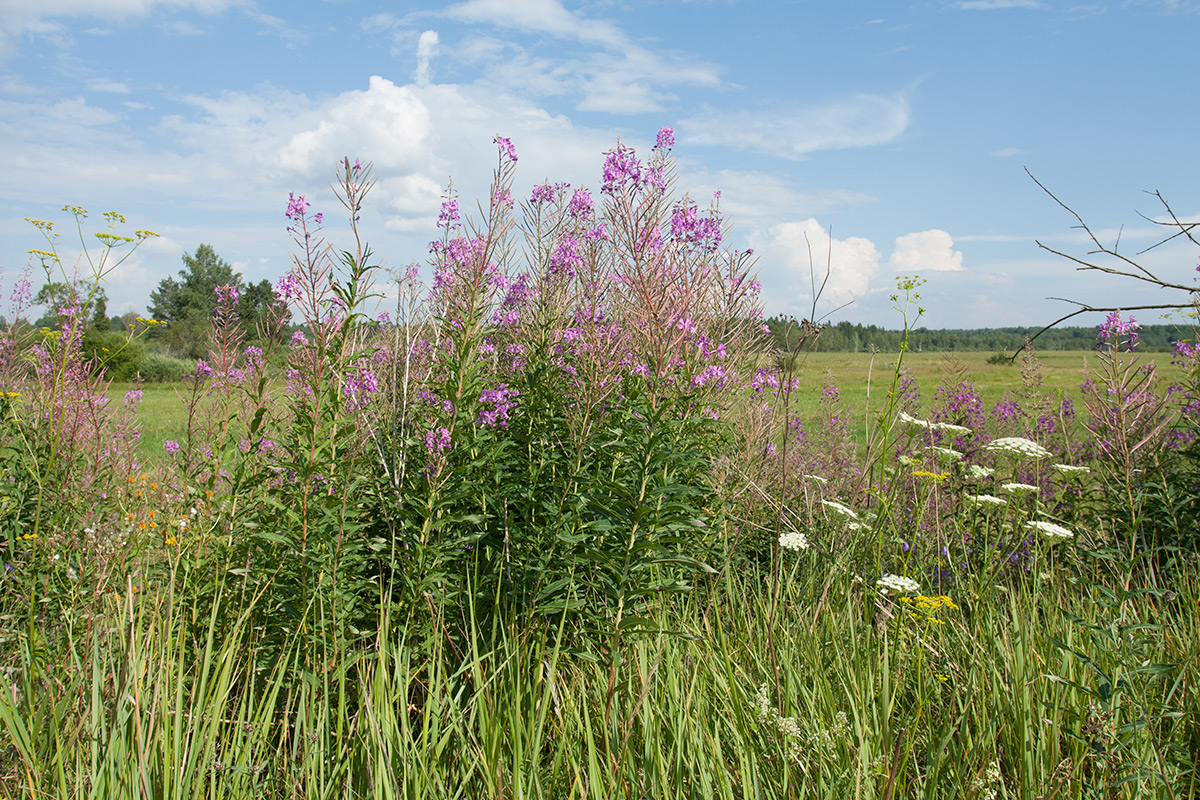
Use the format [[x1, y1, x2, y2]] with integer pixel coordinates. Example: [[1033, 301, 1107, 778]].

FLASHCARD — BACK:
[[1, 0, 1196, 330]]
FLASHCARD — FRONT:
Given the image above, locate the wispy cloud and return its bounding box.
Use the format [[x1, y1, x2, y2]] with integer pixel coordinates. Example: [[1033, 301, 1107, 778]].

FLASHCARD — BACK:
[[956, 0, 1041, 9], [679, 93, 911, 159], [991, 146, 1029, 157]]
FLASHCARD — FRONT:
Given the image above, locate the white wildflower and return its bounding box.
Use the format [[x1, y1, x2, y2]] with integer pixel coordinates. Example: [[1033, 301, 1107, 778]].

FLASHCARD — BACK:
[[966, 493, 1007, 508], [931, 445, 963, 462], [779, 530, 810, 552], [984, 436, 1052, 461], [1000, 482, 1039, 495], [932, 421, 972, 437], [821, 499, 860, 521], [898, 411, 932, 430], [967, 464, 995, 481], [1052, 463, 1090, 476], [1026, 520, 1074, 542], [877, 574, 921, 596]]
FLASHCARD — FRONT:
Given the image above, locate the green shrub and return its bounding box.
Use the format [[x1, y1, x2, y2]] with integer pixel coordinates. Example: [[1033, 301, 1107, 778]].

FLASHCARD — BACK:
[[135, 352, 195, 383]]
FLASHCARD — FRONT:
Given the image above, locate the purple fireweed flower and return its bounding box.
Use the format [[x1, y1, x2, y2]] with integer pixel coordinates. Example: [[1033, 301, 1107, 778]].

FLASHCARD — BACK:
[[286, 193, 309, 221], [548, 236, 584, 278], [290, 330, 309, 347], [214, 284, 239, 306], [529, 183, 555, 206], [567, 188, 594, 219], [164, 440, 181, 454], [195, 360, 213, 378], [654, 126, 675, 151], [123, 388, 143, 407], [601, 143, 643, 196], [425, 426, 452, 455], [1097, 310, 1140, 350], [494, 135, 518, 162], [438, 199, 460, 229], [478, 384, 519, 428], [275, 273, 302, 303], [669, 202, 723, 252], [243, 345, 264, 369], [377, 310, 391, 324], [586, 225, 608, 243]]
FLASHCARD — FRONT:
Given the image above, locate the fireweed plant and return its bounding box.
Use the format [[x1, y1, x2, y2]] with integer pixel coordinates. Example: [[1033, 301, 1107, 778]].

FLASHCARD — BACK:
[[2, 137, 1200, 798]]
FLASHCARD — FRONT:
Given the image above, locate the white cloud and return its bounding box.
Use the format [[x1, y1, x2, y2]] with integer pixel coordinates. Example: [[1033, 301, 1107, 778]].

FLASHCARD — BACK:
[[86, 78, 131, 94], [679, 93, 911, 159], [444, 0, 625, 48], [437, 0, 722, 113], [956, 0, 1041, 9], [415, 30, 439, 87], [755, 219, 883, 310], [887, 229, 963, 272]]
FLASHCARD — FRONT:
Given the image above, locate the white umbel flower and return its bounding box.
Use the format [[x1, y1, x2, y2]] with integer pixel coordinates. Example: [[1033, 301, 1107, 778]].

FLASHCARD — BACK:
[[779, 530, 810, 552], [877, 574, 921, 596], [966, 494, 1007, 508], [1026, 520, 1074, 542], [1001, 482, 1039, 495], [932, 421, 973, 437], [984, 436, 1052, 460], [931, 446, 964, 462], [968, 464, 995, 481], [898, 411, 932, 430], [821, 500, 860, 521], [1052, 463, 1091, 476]]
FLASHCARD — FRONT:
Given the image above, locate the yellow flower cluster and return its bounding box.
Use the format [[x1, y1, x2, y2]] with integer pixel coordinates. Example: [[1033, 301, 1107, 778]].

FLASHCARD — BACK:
[[900, 594, 959, 625], [912, 469, 950, 483]]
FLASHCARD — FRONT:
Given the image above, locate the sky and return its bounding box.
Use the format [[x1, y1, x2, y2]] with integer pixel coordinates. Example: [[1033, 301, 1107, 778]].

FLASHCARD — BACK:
[[1, 0, 1196, 331]]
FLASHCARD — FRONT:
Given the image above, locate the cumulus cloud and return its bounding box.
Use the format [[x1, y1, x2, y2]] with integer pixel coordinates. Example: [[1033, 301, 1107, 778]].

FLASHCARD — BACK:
[[887, 229, 963, 272], [756, 219, 884, 309], [679, 93, 911, 159], [415, 30, 439, 87]]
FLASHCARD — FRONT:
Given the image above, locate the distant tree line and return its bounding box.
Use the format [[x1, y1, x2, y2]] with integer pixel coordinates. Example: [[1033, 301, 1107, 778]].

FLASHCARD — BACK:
[[22, 244, 290, 382], [765, 317, 1192, 354]]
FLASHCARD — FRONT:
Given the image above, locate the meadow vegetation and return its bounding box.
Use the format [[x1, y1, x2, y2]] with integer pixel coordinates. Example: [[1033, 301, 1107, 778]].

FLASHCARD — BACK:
[[0, 131, 1198, 799]]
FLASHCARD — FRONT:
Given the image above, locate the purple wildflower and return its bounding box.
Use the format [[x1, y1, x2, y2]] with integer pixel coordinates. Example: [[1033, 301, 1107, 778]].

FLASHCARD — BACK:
[[286, 193, 309, 221], [654, 126, 675, 151], [438, 199, 460, 229], [567, 188, 594, 219], [529, 183, 555, 206], [494, 135, 518, 162]]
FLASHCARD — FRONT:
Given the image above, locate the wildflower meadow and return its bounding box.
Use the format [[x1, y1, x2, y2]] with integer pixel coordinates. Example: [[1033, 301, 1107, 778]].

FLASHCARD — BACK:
[[0, 130, 1198, 799]]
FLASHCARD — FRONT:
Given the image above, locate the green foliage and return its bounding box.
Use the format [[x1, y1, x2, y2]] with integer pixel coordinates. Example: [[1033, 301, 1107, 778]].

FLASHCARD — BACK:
[[134, 351, 195, 382], [148, 245, 289, 358]]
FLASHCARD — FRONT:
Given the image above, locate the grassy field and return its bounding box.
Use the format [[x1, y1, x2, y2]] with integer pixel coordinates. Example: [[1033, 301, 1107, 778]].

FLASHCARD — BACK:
[[112, 349, 1179, 466]]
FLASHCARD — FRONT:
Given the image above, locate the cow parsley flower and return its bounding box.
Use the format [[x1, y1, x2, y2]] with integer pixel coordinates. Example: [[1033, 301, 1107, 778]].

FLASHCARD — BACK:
[[967, 464, 995, 481], [1026, 520, 1074, 542], [1052, 463, 1090, 476], [877, 574, 921, 596], [984, 436, 1051, 460], [965, 493, 1007, 508], [779, 530, 810, 552], [1000, 482, 1039, 495], [821, 500, 860, 521], [898, 411, 932, 430]]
